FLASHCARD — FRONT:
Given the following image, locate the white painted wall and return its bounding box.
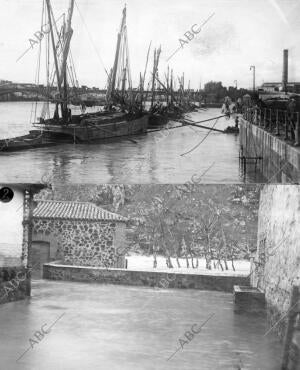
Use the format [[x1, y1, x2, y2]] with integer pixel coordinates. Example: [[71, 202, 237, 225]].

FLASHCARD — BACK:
[[0, 186, 24, 266]]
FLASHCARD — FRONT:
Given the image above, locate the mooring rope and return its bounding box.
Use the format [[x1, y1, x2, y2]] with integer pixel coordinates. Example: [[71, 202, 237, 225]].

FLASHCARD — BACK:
[[180, 117, 220, 156]]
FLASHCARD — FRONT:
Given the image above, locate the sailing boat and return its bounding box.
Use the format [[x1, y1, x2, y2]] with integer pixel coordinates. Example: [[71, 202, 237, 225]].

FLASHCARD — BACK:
[[0, 1, 148, 151]]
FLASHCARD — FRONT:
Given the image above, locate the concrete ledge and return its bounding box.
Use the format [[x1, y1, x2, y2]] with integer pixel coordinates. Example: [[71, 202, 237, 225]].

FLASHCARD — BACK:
[[240, 119, 300, 183], [43, 262, 249, 292], [233, 285, 265, 314]]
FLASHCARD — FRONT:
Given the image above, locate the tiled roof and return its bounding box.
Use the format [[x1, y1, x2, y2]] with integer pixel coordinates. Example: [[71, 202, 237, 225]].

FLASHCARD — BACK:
[[33, 200, 127, 222]]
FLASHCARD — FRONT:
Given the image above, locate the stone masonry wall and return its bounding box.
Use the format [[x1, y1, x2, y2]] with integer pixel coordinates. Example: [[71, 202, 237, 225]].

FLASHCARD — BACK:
[[255, 185, 300, 339], [43, 262, 249, 292], [32, 219, 124, 268]]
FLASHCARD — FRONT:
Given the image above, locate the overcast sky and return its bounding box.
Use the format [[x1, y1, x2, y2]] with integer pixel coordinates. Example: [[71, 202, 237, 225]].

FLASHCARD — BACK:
[[0, 0, 299, 89]]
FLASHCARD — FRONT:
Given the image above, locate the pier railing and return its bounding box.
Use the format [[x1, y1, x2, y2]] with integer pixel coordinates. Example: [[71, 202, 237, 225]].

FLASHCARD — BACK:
[[242, 107, 300, 146]]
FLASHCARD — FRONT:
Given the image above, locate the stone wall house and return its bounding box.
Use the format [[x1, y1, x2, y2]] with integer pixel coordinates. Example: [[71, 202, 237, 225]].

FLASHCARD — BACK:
[[32, 200, 128, 269], [0, 184, 44, 304], [253, 185, 300, 339]]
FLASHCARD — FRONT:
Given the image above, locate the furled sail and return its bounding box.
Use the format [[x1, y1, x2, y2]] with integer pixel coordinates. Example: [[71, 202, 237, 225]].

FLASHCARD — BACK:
[[106, 5, 132, 106]]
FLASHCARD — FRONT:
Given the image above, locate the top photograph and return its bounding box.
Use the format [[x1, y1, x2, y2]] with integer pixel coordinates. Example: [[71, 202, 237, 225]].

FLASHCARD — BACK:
[[0, 0, 299, 184]]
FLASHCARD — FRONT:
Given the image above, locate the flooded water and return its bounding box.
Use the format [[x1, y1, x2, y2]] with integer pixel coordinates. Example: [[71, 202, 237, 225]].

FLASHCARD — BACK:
[[0, 280, 282, 370], [0, 102, 264, 184]]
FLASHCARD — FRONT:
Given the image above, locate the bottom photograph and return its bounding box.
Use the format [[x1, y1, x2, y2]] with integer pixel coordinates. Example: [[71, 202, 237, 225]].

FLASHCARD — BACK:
[[0, 183, 299, 370]]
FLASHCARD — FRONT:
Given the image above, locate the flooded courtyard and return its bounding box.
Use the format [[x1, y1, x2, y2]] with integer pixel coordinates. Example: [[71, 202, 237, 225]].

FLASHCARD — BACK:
[[0, 279, 283, 370]]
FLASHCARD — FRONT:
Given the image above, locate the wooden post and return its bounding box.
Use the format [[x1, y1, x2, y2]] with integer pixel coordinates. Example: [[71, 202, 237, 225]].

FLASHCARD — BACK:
[[294, 112, 299, 146], [276, 109, 280, 135], [269, 109, 273, 131], [285, 111, 288, 140]]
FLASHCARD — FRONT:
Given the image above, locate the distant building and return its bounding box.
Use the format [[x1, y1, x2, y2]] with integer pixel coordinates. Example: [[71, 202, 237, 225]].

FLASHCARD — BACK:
[[260, 82, 300, 94], [0, 80, 12, 86], [260, 82, 282, 92]]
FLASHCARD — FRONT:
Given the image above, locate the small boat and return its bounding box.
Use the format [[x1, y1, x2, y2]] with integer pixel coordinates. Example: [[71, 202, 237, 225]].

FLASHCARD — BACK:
[[224, 126, 239, 134], [0, 132, 56, 152]]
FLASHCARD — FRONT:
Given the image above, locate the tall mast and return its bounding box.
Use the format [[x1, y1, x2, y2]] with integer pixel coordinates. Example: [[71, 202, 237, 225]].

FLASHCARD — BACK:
[[121, 67, 127, 94], [150, 48, 157, 109], [166, 66, 169, 105], [140, 41, 151, 109], [111, 6, 127, 95], [150, 46, 161, 109], [45, 0, 63, 116], [45, 0, 74, 119], [170, 69, 173, 104], [60, 0, 75, 116]]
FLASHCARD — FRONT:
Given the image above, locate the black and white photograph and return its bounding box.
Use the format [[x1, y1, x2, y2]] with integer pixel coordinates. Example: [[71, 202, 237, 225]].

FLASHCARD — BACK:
[[0, 183, 299, 369], [0, 0, 300, 369], [0, 0, 299, 183]]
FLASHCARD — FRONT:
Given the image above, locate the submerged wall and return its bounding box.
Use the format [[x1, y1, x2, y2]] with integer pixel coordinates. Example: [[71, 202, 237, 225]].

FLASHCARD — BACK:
[[239, 119, 300, 183], [43, 262, 249, 292], [254, 185, 300, 339]]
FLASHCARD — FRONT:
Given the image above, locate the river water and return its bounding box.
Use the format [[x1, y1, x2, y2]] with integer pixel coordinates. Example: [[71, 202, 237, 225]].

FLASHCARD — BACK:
[[0, 102, 264, 184], [0, 280, 283, 370]]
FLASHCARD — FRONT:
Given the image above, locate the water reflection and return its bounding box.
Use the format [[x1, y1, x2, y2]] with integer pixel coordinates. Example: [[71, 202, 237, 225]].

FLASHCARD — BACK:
[[0, 102, 265, 184]]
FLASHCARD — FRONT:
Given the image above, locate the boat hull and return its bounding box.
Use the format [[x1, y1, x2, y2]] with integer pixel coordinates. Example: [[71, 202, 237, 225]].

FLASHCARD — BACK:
[[0, 134, 56, 152], [33, 114, 149, 142], [149, 114, 169, 127], [0, 114, 149, 152]]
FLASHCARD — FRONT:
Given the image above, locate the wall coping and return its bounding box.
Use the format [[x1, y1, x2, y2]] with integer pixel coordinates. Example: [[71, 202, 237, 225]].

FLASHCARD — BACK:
[[44, 261, 249, 278]]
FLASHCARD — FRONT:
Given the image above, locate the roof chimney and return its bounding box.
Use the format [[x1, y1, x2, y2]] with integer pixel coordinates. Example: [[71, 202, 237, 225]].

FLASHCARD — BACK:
[[282, 49, 288, 92]]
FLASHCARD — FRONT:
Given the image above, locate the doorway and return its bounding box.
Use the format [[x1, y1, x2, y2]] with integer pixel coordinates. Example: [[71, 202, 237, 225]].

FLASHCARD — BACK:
[[31, 241, 50, 278]]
